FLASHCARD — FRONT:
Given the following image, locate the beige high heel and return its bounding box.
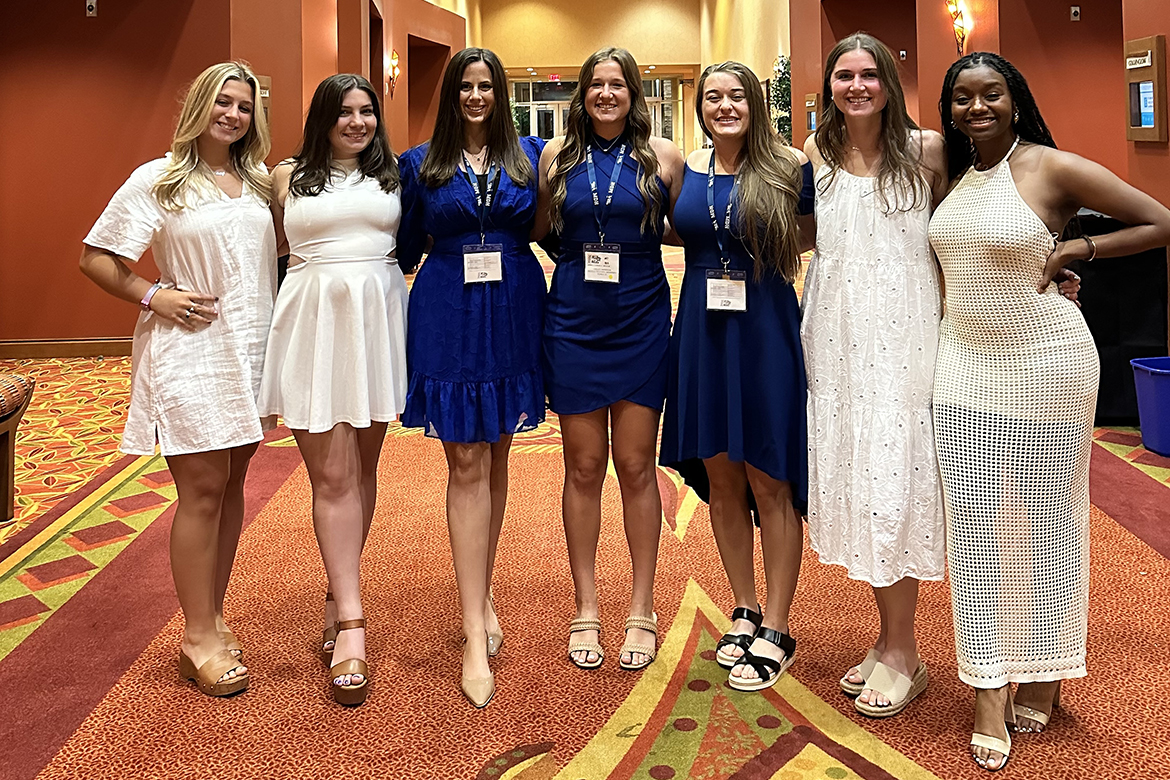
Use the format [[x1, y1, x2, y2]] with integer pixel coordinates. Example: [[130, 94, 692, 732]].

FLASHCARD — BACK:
[[486, 592, 503, 658], [1012, 680, 1061, 732], [970, 685, 1014, 772], [461, 671, 496, 708], [330, 618, 368, 706]]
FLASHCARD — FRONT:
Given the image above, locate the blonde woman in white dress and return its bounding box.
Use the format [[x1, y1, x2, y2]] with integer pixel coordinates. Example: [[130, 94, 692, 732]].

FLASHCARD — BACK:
[[801, 33, 950, 720], [258, 74, 408, 707], [931, 52, 1170, 771], [80, 62, 275, 697]]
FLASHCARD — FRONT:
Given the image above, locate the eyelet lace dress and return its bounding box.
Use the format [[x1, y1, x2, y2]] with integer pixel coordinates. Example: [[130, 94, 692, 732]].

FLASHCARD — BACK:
[[928, 141, 1099, 688], [801, 166, 945, 587]]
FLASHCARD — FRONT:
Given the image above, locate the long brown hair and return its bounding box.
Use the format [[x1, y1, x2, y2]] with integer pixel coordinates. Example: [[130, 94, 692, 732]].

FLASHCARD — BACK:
[[289, 74, 398, 197], [418, 47, 533, 188], [547, 47, 663, 235], [814, 32, 929, 212], [696, 61, 803, 283]]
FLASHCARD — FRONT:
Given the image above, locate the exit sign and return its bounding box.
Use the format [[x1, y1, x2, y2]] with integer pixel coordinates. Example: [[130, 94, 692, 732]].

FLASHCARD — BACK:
[[548, 74, 560, 81]]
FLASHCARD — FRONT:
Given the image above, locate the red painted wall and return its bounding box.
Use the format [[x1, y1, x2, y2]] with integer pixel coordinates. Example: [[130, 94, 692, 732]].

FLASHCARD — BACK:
[[1124, 0, 1170, 206], [1000, 0, 1126, 176], [789, 0, 827, 149], [229, 0, 306, 161], [821, 0, 921, 123], [0, 0, 231, 341], [384, 0, 465, 152]]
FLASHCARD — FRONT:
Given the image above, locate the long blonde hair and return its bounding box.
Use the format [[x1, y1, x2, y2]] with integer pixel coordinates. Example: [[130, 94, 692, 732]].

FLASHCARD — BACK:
[[548, 47, 663, 235], [152, 61, 272, 210], [697, 61, 804, 283]]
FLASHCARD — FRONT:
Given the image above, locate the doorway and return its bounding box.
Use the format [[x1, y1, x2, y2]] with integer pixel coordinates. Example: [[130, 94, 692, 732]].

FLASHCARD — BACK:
[[406, 35, 450, 147]]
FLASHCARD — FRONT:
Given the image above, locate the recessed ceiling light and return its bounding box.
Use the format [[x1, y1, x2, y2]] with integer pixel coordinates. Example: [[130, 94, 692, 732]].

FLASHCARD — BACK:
[[648, 65, 656, 70], [527, 67, 534, 72]]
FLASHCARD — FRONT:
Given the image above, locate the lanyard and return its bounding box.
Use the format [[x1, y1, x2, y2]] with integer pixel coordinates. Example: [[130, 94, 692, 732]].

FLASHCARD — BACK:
[[707, 151, 737, 271], [461, 150, 499, 244], [585, 143, 626, 244]]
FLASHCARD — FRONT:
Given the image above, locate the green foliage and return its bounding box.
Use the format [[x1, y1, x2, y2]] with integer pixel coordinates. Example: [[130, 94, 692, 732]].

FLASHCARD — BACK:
[[769, 55, 792, 145]]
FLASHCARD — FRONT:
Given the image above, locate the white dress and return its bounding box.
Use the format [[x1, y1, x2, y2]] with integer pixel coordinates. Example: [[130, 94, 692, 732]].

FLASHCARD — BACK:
[[257, 167, 408, 432], [929, 141, 1098, 688], [801, 166, 946, 587], [84, 158, 277, 456]]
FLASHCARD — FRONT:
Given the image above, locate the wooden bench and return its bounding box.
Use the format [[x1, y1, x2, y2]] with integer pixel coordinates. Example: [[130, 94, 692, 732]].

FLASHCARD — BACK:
[[0, 373, 34, 524]]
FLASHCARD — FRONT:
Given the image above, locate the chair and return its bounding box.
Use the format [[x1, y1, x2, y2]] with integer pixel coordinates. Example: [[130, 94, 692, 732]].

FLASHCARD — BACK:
[[0, 373, 35, 524]]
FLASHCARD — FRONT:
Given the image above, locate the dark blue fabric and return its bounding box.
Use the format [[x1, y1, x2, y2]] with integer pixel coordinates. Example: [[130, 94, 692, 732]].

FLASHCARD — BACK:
[[542, 145, 671, 415], [397, 136, 547, 443], [658, 161, 812, 512]]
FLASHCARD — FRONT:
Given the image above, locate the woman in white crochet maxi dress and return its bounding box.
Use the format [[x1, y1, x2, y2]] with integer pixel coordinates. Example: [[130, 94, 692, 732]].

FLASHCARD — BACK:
[[931, 52, 1170, 772]]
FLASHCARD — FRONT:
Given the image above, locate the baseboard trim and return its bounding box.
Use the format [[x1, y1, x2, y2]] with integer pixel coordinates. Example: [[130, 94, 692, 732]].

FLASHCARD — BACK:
[[0, 339, 133, 359]]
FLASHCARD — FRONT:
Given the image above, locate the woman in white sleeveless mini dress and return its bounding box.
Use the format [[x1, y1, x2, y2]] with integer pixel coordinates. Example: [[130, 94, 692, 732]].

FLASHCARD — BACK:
[[931, 52, 1170, 771], [801, 34, 950, 720], [258, 74, 408, 707]]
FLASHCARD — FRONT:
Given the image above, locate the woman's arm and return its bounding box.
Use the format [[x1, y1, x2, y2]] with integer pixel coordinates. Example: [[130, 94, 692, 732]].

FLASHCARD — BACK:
[[531, 136, 563, 242], [270, 161, 293, 257], [1038, 150, 1170, 289], [79, 247, 216, 330], [653, 137, 686, 246]]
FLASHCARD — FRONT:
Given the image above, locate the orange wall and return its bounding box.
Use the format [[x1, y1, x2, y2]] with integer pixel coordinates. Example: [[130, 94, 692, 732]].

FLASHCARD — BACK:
[[0, 0, 231, 341], [821, 0, 921, 123], [789, 0, 827, 149], [1000, 0, 1126, 176], [1124, 0, 1170, 206], [384, 0, 466, 152], [229, 0, 305, 161]]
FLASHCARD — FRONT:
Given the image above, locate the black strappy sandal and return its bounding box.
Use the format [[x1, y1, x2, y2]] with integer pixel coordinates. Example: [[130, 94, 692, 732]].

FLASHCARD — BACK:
[[715, 605, 763, 670], [727, 627, 796, 692]]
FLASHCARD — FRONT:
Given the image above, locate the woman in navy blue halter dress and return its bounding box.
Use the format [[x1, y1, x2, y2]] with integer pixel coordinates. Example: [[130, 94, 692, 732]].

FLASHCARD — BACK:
[[660, 61, 814, 693], [535, 47, 684, 673], [397, 48, 544, 709]]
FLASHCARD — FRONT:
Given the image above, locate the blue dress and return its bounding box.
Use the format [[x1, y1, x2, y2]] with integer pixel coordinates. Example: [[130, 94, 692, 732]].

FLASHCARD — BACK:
[[397, 137, 546, 443], [543, 141, 671, 414], [658, 161, 815, 512]]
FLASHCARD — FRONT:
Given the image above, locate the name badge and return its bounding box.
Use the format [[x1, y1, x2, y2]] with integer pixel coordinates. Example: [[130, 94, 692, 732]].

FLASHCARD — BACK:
[[583, 242, 621, 283], [463, 244, 503, 284], [705, 269, 747, 312]]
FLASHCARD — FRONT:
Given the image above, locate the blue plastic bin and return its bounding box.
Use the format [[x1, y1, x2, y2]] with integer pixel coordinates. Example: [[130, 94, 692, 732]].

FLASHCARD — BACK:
[[1131, 357, 1170, 457]]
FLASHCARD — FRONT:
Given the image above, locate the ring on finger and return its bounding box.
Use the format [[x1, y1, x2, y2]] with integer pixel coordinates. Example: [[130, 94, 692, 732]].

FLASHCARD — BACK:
[[185, 308, 192, 319]]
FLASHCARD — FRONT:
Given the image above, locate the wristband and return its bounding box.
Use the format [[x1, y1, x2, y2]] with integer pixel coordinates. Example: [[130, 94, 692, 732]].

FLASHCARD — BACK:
[[140, 282, 163, 311]]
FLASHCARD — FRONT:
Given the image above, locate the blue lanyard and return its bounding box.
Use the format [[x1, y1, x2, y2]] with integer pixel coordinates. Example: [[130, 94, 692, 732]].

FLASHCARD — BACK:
[[585, 142, 626, 244], [707, 151, 737, 270], [461, 151, 499, 244]]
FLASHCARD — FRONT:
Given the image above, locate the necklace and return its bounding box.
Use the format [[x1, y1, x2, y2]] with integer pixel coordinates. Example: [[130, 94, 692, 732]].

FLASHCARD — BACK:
[[205, 162, 232, 177], [592, 132, 624, 153]]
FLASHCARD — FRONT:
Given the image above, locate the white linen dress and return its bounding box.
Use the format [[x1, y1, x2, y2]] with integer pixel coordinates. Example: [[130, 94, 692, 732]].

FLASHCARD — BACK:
[[928, 140, 1098, 688], [257, 168, 408, 432], [84, 158, 277, 456], [801, 166, 946, 587]]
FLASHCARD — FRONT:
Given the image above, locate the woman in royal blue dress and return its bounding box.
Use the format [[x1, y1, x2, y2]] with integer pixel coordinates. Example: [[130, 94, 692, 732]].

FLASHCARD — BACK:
[[397, 48, 545, 709], [534, 47, 684, 672], [660, 61, 815, 692]]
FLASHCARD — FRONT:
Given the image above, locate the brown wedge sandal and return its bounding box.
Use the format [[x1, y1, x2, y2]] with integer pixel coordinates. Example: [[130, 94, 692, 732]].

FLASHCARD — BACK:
[[330, 618, 369, 706], [220, 629, 243, 661], [321, 591, 337, 664], [179, 649, 249, 697], [619, 613, 658, 671]]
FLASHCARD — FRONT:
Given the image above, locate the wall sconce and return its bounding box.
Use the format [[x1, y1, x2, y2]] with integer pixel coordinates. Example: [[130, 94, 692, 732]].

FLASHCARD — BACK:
[[947, 1, 970, 56], [387, 49, 401, 98]]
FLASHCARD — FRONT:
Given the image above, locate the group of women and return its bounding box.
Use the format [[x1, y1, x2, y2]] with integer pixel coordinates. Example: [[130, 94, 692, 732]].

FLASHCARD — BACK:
[[80, 32, 1170, 772]]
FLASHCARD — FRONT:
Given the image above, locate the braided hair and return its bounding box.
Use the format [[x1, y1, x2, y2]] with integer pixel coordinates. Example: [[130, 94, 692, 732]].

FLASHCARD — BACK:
[[939, 51, 1056, 181]]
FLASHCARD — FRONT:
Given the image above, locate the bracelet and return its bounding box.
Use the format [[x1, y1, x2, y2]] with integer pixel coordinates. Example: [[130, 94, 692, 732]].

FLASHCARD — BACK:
[[1081, 235, 1097, 262], [140, 282, 162, 311]]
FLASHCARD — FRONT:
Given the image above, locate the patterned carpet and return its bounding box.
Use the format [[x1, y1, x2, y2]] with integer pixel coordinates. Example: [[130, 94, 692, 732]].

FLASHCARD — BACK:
[[2, 256, 1169, 779]]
